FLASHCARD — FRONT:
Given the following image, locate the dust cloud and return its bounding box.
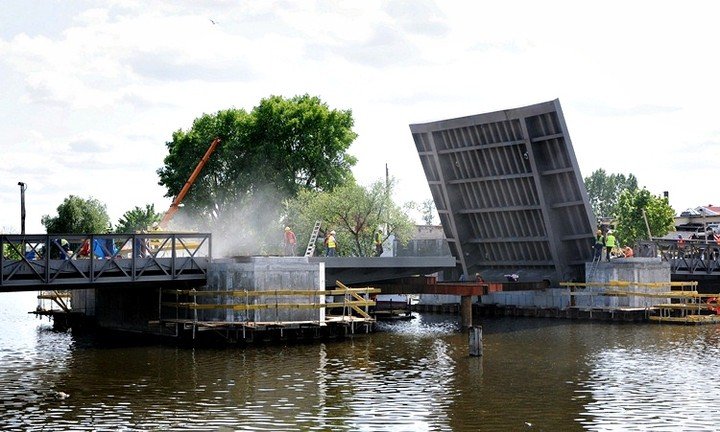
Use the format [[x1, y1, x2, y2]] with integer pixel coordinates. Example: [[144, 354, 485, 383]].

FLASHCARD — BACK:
[[167, 186, 290, 258]]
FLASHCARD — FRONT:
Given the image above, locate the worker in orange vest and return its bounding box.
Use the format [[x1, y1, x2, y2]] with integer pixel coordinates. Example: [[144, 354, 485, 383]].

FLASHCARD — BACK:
[[622, 246, 634, 258], [284, 226, 297, 256]]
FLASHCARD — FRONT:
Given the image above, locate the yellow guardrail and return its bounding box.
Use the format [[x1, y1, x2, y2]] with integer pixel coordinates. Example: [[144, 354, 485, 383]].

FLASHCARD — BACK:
[[162, 280, 380, 320]]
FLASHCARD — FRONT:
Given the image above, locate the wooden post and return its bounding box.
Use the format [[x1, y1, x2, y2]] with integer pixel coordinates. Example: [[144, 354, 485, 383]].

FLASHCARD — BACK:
[[642, 208, 652, 241], [460, 295, 473, 329], [469, 325, 483, 356]]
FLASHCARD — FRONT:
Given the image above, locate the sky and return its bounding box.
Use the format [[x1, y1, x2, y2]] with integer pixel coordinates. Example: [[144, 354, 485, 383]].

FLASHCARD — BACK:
[[2, 0, 720, 234]]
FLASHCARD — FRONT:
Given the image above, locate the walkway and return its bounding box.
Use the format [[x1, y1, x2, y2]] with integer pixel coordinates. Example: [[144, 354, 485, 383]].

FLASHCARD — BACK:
[[1, 233, 211, 292]]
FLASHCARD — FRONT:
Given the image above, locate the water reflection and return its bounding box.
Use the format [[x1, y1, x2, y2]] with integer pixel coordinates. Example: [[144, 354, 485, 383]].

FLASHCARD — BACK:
[[577, 325, 720, 431], [3, 292, 720, 431]]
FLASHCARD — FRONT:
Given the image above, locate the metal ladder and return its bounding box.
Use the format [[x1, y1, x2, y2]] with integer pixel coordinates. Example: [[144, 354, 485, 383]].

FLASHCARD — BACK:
[[587, 250, 602, 281], [304, 221, 322, 257]]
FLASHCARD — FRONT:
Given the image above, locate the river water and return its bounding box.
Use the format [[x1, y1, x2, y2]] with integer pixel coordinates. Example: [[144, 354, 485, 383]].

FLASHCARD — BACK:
[[2, 291, 720, 431]]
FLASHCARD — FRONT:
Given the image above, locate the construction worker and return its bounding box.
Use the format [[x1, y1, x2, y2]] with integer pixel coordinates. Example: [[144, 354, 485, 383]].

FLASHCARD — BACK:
[[135, 230, 149, 258], [374, 229, 384, 257], [593, 229, 604, 259], [59, 238, 72, 259], [622, 245, 634, 258], [677, 234, 686, 259], [284, 226, 297, 256], [325, 230, 337, 257], [605, 231, 616, 261]]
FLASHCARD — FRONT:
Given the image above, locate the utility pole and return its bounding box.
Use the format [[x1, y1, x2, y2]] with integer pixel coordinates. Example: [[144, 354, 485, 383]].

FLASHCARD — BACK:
[[384, 163, 389, 233], [17, 182, 27, 235]]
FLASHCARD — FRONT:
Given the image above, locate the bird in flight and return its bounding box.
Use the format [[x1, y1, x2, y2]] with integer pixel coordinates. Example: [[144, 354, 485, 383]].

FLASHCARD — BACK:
[[210, 18, 218, 25]]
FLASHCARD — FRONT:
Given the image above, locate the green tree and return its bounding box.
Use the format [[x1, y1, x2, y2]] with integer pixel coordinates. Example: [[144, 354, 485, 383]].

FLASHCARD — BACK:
[[115, 204, 163, 233], [614, 188, 675, 246], [156, 94, 358, 227], [420, 199, 437, 225], [1, 227, 24, 260], [2, 244, 22, 260], [584, 169, 639, 219], [285, 179, 414, 257], [41, 195, 111, 234]]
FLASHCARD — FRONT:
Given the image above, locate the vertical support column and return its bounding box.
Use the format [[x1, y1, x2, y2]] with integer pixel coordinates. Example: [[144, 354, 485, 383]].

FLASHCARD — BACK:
[[460, 295, 473, 329], [0, 235, 4, 286], [469, 325, 483, 357], [171, 234, 176, 279]]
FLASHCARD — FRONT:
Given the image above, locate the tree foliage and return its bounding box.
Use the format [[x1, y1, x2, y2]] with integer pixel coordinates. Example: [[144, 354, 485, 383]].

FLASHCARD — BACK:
[[405, 198, 438, 225], [2, 242, 22, 260], [115, 204, 163, 233], [156, 94, 358, 227], [284, 179, 415, 257], [584, 169, 638, 219], [41, 195, 111, 234], [420, 199, 437, 225], [614, 188, 675, 246]]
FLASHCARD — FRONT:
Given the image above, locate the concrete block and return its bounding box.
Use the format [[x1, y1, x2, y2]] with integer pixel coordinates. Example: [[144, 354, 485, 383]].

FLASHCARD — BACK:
[[206, 257, 325, 324]]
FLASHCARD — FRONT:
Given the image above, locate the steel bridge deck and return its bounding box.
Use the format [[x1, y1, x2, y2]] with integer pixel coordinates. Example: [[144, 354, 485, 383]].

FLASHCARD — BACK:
[[1, 233, 211, 292]]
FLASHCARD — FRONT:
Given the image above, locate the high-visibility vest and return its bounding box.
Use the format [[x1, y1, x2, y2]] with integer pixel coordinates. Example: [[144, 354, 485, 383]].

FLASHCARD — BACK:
[[605, 234, 616, 247], [375, 232, 382, 244], [327, 235, 336, 248]]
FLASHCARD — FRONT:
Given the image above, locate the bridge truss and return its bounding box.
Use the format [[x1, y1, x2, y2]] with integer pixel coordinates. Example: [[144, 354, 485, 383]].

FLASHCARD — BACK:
[[0, 233, 211, 291], [647, 239, 720, 276]]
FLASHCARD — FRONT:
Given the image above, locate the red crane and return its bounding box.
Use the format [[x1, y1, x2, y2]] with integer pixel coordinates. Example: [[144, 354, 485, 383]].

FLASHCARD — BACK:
[[158, 137, 221, 229]]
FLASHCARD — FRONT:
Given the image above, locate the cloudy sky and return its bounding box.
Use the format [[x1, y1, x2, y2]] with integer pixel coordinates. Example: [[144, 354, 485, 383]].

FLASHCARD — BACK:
[[2, 0, 719, 233]]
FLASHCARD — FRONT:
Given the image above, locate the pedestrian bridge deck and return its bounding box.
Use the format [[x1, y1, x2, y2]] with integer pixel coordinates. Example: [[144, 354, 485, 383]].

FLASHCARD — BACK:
[[1, 234, 456, 292], [1, 233, 211, 292]]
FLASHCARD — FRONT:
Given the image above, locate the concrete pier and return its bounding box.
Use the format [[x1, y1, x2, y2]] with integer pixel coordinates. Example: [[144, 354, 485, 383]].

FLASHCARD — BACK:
[[206, 257, 325, 323], [583, 257, 671, 309], [67, 256, 376, 341]]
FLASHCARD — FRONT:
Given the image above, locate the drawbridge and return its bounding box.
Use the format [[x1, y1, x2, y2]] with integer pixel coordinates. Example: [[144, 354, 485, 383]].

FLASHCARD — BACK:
[[410, 99, 596, 284]]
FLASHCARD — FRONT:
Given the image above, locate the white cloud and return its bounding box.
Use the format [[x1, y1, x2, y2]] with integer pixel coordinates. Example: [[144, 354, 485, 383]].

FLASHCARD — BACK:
[[2, 0, 720, 234]]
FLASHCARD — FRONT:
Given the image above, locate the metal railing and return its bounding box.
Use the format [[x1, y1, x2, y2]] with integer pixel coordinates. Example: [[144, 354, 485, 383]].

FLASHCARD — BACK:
[[394, 238, 452, 257], [1, 233, 211, 289], [643, 239, 720, 275]]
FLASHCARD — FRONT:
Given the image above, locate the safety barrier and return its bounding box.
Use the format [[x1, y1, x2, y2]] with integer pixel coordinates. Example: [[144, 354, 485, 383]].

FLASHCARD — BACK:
[[0, 233, 211, 289]]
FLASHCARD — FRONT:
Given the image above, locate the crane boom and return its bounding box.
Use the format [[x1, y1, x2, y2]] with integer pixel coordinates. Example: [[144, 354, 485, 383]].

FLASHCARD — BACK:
[[158, 137, 221, 229]]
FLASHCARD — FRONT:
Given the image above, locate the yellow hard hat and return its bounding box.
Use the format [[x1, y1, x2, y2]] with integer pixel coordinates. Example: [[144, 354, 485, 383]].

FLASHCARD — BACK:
[[285, 226, 291, 231]]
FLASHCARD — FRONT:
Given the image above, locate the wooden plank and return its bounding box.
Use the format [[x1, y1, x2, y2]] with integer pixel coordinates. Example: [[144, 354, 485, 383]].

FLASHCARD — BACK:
[[163, 287, 381, 296], [653, 303, 708, 310], [162, 299, 375, 311], [649, 315, 720, 324]]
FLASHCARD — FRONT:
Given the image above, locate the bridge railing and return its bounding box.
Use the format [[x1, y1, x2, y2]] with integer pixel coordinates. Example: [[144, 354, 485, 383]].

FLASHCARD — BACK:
[[0, 233, 211, 288], [639, 239, 720, 275], [394, 238, 452, 257]]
